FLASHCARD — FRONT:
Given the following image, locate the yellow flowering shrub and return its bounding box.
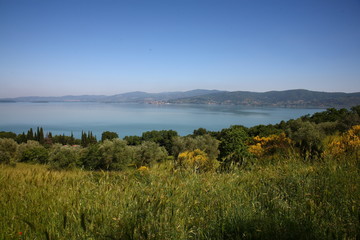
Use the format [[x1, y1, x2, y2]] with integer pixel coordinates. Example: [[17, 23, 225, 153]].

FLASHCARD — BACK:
[[248, 132, 291, 157], [326, 125, 360, 158], [177, 149, 219, 172]]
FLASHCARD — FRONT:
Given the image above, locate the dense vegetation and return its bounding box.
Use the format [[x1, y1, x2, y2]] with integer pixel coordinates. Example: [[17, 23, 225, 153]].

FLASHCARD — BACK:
[[169, 89, 360, 108], [1, 106, 360, 239]]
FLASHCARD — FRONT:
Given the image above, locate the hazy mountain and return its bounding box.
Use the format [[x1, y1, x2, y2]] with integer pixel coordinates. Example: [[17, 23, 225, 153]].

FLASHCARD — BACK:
[[0, 89, 223, 103], [168, 89, 360, 108], [1, 89, 359, 108]]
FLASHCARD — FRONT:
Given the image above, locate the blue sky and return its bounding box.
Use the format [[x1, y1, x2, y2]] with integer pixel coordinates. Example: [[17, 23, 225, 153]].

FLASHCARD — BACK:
[[0, 0, 359, 97]]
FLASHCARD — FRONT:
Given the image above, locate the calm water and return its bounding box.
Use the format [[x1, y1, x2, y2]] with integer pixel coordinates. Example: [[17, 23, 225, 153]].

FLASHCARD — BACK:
[[0, 102, 323, 138]]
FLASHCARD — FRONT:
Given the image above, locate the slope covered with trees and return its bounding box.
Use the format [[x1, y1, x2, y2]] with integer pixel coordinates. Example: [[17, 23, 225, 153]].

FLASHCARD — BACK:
[[169, 89, 360, 108]]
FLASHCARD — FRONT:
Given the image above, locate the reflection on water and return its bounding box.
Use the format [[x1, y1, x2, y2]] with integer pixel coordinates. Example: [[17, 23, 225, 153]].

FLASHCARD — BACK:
[[0, 102, 323, 137]]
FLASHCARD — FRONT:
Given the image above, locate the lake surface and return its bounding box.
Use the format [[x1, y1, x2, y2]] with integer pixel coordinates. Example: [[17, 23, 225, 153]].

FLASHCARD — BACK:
[[0, 102, 324, 138]]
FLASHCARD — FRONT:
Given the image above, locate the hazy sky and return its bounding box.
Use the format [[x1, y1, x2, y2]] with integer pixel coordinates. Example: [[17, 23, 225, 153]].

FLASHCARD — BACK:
[[1, 0, 360, 97]]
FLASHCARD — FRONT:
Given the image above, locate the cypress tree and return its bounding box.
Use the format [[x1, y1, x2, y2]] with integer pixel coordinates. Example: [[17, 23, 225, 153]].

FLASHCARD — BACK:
[[39, 127, 45, 144], [27, 128, 34, 141]]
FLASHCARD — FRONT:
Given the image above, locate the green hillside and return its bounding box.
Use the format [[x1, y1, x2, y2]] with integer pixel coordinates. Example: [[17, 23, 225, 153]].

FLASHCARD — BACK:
[[169, 89, 360, 108]]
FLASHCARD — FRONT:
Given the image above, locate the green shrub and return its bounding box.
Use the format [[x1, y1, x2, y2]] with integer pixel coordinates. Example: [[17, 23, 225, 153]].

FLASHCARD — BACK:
[[133, 141, 168, 167], [0, 138, 18, 164], [172, 134, 219, 160], [49, 144, 82, 170], [17, 140, 48, 164], [97, 139, 134, 170]]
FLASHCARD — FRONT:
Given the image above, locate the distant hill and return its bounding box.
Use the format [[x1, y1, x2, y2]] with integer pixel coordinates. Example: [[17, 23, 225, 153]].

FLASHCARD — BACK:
[[0, 89, 222, 104], [104, 89, 222, 102], [168, 89, 360, 108], [1, 89, 359, 108]]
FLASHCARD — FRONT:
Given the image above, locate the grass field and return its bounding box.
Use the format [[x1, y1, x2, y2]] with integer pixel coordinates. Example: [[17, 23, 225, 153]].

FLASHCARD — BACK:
[[0, 157, 359, 239]]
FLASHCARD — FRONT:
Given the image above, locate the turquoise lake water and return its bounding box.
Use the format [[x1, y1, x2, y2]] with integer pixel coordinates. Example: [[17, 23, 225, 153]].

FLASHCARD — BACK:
[[0, 102, 324, 138]]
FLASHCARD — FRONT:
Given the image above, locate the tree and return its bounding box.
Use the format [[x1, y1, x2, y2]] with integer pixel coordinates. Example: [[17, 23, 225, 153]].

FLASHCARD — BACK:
[[80, 144, 101, 170], [0, 138, 18, 164], [101, 131, 119, 141], [27, 128, 34, 141], [247, 124, 282, 137], [49, 144, 82, 170], [97, 139, 134, 170], [218, 125, 250, 167], [133, 141, 168, 167], [81, 131, 97, 147], [16, 132, 27, 144], [172, 134, 219, 160], [0, 131, 17, 140], [123, 135, 142, 145], [141, 130, 178, 155], [193, 128, 208, 136], [34, 127, 45, 144], [287, 120, 325, 161], [17, 140, 48, 164]]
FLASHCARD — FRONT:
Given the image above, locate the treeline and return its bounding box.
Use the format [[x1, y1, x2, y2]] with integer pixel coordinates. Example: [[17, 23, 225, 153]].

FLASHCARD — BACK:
[[1, 106, 360, 171]]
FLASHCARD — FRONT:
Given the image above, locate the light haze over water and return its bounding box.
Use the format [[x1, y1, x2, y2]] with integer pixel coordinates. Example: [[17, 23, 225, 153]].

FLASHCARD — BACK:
[[0, 102, 323, 138]]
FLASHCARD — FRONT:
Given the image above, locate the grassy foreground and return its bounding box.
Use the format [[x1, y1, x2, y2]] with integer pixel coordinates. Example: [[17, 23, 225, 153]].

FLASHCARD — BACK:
[[0, 159, 359, 239]]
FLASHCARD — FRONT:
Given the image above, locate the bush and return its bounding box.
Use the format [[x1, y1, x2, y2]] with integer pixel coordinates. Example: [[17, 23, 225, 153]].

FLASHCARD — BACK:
[[172, 134, 219, 160], [287, 120, 325, 161], [17, 140, 48, 164], [133, 141, 168, 167], [0, 138, 18, 164], [97, 139, 134, 171], [101, 131, 119, 141], [218, 125, 251, 167], [177, 149, 219, 172], [49, 144, 82, 170]]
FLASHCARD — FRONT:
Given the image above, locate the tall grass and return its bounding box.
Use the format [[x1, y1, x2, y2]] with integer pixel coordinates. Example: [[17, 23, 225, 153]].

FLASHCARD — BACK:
[[0, 158, 359, 239]]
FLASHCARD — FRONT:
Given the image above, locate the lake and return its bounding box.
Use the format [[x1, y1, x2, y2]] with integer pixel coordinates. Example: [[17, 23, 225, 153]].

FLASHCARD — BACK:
[[0, 102, 324, 138]]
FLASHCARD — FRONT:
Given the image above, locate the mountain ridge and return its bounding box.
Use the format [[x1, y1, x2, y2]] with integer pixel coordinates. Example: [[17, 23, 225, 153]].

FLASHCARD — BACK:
[[1, 89, 360, 108], [168, 89, 360, 108]]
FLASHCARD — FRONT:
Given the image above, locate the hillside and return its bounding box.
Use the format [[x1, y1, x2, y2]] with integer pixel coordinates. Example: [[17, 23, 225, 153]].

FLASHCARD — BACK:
[[0, 89, 222, 104], [168, 89, 360, 108], [1, 89, 360, 108]]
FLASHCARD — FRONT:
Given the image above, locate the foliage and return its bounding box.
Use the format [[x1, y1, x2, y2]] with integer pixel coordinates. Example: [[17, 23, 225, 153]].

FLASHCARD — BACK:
[[177, 149, 219, 172], [0, 138, 18, 164], [101, 131, 119, 141], [80, 144, 102, 170], [172, 134, 219, 160], [247, 124, 282, 137], [0, 131, 17, 140], [52, 133, 78, 145], [218, 125, 251, 167], [96, 139, 134, 171], [17, 140, 48, 164], [325, 125, 360, 162], [81, 131, 97, 147], [141, 130, 178, 155], [192, 127, 208, 136], [123, 135, 142, 145], [49, 144, 82, 170], [304, 107, 350, 124], [133, 141, 168, 167], [287, 120, 325, 161], [248, 132, 292, 157]]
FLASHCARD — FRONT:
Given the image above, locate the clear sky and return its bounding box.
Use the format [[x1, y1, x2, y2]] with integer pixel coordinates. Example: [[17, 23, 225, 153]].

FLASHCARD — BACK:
[[0, 0, 359, 97]]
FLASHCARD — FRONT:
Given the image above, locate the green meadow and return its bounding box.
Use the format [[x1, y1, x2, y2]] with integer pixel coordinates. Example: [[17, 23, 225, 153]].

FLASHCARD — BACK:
[[1, 157, 359, 239]]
